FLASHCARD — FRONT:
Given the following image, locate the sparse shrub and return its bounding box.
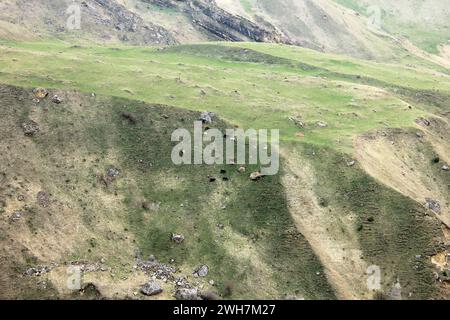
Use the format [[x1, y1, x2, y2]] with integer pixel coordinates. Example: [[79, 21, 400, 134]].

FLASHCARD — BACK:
[[223, 281, 234, 298], [373, 291, 387, 300]]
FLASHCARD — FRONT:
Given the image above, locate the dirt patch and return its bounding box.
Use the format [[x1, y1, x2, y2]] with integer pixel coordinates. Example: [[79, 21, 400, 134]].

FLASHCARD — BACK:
[[355, 128, 450, 227], [282, 149, 369, 299]]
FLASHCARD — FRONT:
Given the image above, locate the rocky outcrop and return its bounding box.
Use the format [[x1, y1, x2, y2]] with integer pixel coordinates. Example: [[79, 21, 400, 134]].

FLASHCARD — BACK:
[[145, 0, 294, 44], [87, 0, 178, 45]]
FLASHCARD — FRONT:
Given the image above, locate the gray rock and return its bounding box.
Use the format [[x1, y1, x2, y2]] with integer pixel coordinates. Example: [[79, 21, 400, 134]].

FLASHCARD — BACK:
[[22, 120, 40, 136], [37, 191, 50, 207], [199, 111, 215, 124], [425, 198, 441, 213], [175, 288, 199, 300], [140, 280, 163, 296], [415, 117, 430, 127], [25, 265, 51, 276], [10, 211, 24, 222], [442, 164, 449, 171], [107, 167, 120, 178], [171, 233, 185, 244], [193, 265, 209, 277], [51, 95, 62, 104], [250, 171, 263, 181], [347, 160, 356, 167]]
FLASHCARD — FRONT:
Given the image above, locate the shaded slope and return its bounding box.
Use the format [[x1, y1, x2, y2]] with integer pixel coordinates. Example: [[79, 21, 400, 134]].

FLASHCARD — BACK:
[[0, 84, 334, 299]]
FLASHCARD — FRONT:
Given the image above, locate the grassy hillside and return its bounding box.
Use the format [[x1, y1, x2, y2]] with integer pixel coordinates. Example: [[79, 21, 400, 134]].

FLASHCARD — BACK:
[[0, 40, 448, 299]]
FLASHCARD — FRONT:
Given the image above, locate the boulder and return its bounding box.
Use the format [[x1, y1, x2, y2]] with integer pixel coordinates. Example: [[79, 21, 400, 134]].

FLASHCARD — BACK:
[[193, 265, 209, 277], [10, 211, 24, 222], [175, 288, 199, 300], [346, 160, 356, 167], [171, 233, 185, 244], [140, 280, 163, 296], [107, 167, 120, 178], [316, 121, 328, 128], [22, 120, 40, 136], [425, 198, 441, 213], [33, 87, 48, 99], [199, 111, 215, 124], [37, 191, 50, 207], [51, 95, 62, 104], [250, 171, 263, 181]]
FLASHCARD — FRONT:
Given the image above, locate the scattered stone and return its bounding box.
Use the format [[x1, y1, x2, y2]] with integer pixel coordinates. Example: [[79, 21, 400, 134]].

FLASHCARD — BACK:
[[142, 201, 160, 211], [442, 164, 449, 171], [140, 280, 163, 296], [33, 88, 48, 99], [250, 171, 263, 181], [415, 117, 430, 127], [175, 288, 199, 300], [193, 265, 209, 277], [415, 131, 424, 138], [10, 211, 24, 222], [107, 167, 120, 178], [217, 223, 224, 230], [425, 198, 441, 214], [316, 121, 328, 128], [288, 116, 305, 128], [51, 95, 62, 104], [238, 166, 246, 173], [37, 191, 50, 207], [346, 160, 356, 167], [209, 176, 216, 182], [171, 233, 185, 244], [135, 253, 176, 280], [199, 111, 215, 124], [175, 277, 190, 288], [22, 120, 40, 136], [25, 265, 51, 276], [17, 195, 25, 201]]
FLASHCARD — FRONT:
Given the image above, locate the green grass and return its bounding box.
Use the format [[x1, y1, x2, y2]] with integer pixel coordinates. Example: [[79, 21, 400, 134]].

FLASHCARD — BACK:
[[333, 0, 367, 15], [1, 40, 445, 153], [294, 142, 442, 299], [15, 89, 333, 299], [0, 40, 447, 299]]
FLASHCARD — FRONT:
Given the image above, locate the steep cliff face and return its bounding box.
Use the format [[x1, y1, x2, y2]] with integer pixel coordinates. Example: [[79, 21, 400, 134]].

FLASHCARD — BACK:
[[143, 0, 294, 44], [0, 0, 177, 45], [0, 0, 448, 62]]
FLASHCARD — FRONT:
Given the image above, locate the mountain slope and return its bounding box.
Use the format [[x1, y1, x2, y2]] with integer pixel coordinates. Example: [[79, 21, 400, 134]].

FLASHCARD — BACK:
[[0, 40, 448, 299], [1, 0, 449, 66]]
